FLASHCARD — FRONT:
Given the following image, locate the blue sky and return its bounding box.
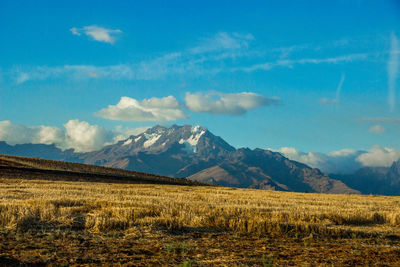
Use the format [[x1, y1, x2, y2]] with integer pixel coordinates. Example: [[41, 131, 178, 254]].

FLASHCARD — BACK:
[[1, 0, 400, 171]]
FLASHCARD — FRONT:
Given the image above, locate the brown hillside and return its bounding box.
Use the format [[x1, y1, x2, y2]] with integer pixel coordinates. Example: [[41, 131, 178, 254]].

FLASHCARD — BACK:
[[0, 154, 205, 186]]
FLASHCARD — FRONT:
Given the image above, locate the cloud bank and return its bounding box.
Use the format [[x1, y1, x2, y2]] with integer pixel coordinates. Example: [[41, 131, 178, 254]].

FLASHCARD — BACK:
[[356, 146, 400, 167], [0, 120, 146, 152], [276, 146, 400, 174], [185, 92, 280, 115], [70, 25, 122, 44], [97, 96, 187, 122], [0, 120, 65, 147]]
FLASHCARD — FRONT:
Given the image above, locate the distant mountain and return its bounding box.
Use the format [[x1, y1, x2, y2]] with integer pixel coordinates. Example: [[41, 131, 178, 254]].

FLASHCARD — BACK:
[[0, 125, 359, 194], [0, 141, 80, 162], [331, 159, 400, 195]]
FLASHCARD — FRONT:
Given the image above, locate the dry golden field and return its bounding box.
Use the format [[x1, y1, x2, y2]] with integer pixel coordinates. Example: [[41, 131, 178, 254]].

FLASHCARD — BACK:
[[1, 177, 400, 266]]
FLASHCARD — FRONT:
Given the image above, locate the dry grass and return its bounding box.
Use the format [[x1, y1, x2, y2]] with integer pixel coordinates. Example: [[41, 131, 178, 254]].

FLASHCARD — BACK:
[[1, 177, 400, 265], [1, 178, 400, 237]]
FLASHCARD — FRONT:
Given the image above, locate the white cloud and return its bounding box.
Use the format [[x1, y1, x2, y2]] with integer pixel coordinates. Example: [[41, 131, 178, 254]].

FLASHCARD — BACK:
[[97, 96, 187, 122], [63, 120, 114, 152], [368, 125, 385, 134], [275, 147, 363, 174], [185, 92, 279, 115], [356, 146, 400, 167], [0, 120, 147, 152], [275, 146, 400, 173], [388, 32, 399, 111], [98, 92, 276, 121], [0, 120, 64, 146], [70, 25, 122, 44]]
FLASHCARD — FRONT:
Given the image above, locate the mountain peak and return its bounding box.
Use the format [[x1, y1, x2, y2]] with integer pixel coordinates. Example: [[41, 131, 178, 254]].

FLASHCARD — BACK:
[[112, 124, 214, 154], [144, 124, 168, 134]]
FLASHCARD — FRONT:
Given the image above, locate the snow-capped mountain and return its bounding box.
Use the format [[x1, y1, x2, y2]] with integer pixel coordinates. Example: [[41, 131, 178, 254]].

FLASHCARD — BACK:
[[82, 125, 235, 166], [0, 124, 363, 194], [77, 125, 357, 194], [123, 125, 213, 154]]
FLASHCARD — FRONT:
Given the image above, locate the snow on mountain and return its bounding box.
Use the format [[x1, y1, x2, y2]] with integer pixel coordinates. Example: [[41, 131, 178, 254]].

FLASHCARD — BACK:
[[116, 124, 208, 153], [143, 134, 161, 148], [123, 139, 133, 146], [178, 125, 206, 153]]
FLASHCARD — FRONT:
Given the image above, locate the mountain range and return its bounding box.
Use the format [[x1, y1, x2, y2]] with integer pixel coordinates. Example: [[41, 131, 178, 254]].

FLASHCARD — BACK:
[[1, 124, 399, 195], [330, 160, 400, 195]]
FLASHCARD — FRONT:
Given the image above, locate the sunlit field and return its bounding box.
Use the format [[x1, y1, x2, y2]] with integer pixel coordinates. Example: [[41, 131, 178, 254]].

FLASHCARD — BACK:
[[1, 178, 400, 265]]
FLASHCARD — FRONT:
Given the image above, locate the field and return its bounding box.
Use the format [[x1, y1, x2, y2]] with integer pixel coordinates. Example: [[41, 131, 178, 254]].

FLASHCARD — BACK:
[[1, 176, 400, 266]]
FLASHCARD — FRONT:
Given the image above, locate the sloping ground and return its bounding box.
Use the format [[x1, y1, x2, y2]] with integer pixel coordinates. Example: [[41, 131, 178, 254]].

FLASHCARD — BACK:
[[0, 154, 204, 186], [1, 179, 400, 265]]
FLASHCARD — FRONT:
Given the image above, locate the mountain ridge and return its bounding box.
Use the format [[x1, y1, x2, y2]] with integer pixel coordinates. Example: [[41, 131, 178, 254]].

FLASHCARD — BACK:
[[0, 124, 388, 194]]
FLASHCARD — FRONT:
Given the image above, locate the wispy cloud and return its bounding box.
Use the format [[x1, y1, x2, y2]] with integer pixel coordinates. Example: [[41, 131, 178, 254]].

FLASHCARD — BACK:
[[360, 117, 400, 123], [319, 98, 339, 105], [12, 32, 252, 83], [319, 73, 345, 104], [240, 53, 368, 73], [368, 125, 385, 134], [388, 32, 399, 111], [70, 25, 122, 44], [335, 73, 346, 100], [11, 33, 372, 84], [190, 32, 254, 54]]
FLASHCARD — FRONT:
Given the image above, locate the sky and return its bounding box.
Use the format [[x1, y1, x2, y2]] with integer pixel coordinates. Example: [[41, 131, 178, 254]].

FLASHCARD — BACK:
[[1, 0, 400, 173]]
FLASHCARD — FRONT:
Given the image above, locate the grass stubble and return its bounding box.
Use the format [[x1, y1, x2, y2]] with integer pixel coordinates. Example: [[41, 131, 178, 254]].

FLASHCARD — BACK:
[[1, 177, 400, 266]]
